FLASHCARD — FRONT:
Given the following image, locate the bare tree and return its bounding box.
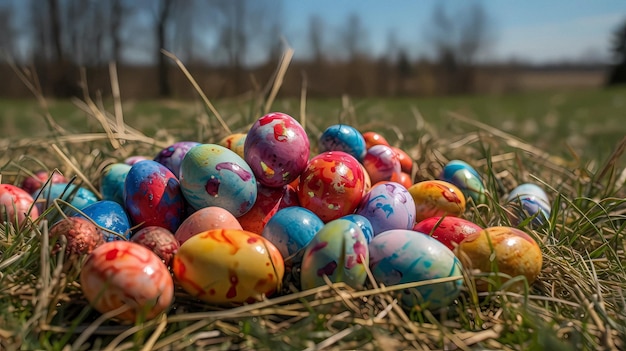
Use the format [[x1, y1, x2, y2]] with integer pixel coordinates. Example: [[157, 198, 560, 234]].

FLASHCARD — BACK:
[[339, 13, 368, 62], [155, 0, 174, 97], [308, 14, 325, 65], [607, 18, 626, 85], [0, 1, 14, 60]]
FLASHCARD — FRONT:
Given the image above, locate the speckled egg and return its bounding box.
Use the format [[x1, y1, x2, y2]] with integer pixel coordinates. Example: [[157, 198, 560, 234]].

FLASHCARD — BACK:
[[341, 214, 374, 244], [244, 112, 310, 188], [49, 217, 103, 258], [456, 226, 543, 291], [80, 241, 174, 322], [506, 183, 551, 226], [78, 200, 132, 241], [297, 151, 365, 222], [154, 141, 200, 178], [362, 131, 390, 149], [318, 124, 367, 161], [33, 183, 98, 213], [238, 184, 298, 234], [300, 219, 369, 290], [369, 229, 463, 310], [408, 180, 466, 222], [262, 206, 324, 259], [172, 229, 284, 304], [131, 226, 180, 266], [0, 184, 39, 226], [356, 182, 416, 236], [218, 133, 247, 159], [124, 160, 185, 232], [413, 216, 482, 250], [440, 160, 486, 204], [391, 146, 413, 174], [20, 170, 68, 195], [179, 144, 257, 217], [100, 163, 131, 205], [174, 206, 242, 244], [362, 145, 401, 185]]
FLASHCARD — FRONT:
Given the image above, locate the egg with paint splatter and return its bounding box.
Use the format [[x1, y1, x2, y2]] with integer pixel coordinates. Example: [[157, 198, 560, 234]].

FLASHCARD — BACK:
[[355, 181, 416, 236], [172, 229, 284, 304], [78, 200, 132, 241], [369, 229, 463, 310], [0, 184, 39, 226], [100, 163, 131, 205], [318, 124, 367, 162], [340, 214, 374, 244], [362, 145, 401, 185], [408, 180, 466, 222], [180, 144, 257, 217], [154, 141, 201, 178], [80, 241, 174, 322], [300, 219, 369, 290], [174, 206, 242, 245], [440, 160, 486, 204], [506, 183, 551, 226], [244, 112, 310, 188], [413, 216, 482, 250], [238, 184, 298, 234], [218, 133, 247, 159]]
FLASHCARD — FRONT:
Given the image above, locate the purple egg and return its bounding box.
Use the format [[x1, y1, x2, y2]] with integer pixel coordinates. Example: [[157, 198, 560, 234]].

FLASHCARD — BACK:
[[154, 141, 200, 178], [356, 182, 416, 236]]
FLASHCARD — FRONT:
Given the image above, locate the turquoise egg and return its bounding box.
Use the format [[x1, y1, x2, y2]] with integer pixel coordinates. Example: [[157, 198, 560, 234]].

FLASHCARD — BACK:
[[180, 144, 257, 217], [369, 229, 463, 310], [440, 160, 486, 204], [340, 214, 374, 244], [300, 219, 369, 290], [100, 163, 131, 205], [506, 183, 551, 226], [78, 200, 132, 241], [33, 182, 98, 213], [262, 206, 324, 259]]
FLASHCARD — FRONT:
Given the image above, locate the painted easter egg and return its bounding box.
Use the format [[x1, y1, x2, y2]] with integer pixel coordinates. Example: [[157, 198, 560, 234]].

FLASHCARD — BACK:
[[80, 241, 174, 322], [440, 160, 486, 204], [363, 145, 401, 185], [218, 133, 247, 159], [262, 206, 324, 259], [360, 163, 372, 193], [297, 151, 365, 222], [20, 170, 67, 195], [154, 141, 200, 178], [172, 229, 285, 304], [124, 156, 150, 165], [244, 112, 310, 188], [456, 226, 543, 290], [355, 182, 416, 236], [318, 124, 367, 162], [100, 163, 131, 205], [341, 214, 374, 244], [300, 219, 369, 290], [238, 184, 298, 234], [0, 184, 39, 226], [408, 180, 466, 222], [506, 183, 551, 226], [124, 160, 185, 232], [78, 200, 132, 241], [413, 216, 482, 250], [179, 144, 257, 217], [362, 131, 390, 149], [391, 146, 413, 174], [33, 183, 98, 213], [49, 217, 103, 258], [175, 206, 242, 244], [369, 229, 463, 310], [391, 171, 413, 189], [131, 226, 180, 266]]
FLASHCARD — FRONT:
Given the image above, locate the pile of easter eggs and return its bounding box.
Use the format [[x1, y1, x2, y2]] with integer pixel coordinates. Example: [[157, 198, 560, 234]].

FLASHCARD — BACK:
[[0, 111, 548, 323]]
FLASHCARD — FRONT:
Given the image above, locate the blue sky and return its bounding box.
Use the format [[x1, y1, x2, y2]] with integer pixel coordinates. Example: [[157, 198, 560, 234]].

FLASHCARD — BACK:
[[281, 0, 626, 63]]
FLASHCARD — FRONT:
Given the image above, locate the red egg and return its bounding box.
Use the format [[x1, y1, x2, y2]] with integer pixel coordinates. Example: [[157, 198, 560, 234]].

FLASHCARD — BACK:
[[0, 184, 39, 226], [238, 184, 298, 234], [20, 171, 68, 195], [391, 146, 413, 174], [390, 171, 413, 189], [175, 206, 242, 244], [413, 216, 482, 250], [131, 226, 180, 266], [49, 217, 103, 258], [363, 131, 390, 149]]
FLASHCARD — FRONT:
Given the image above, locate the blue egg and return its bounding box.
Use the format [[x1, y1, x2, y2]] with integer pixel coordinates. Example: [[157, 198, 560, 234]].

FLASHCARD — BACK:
[[318, 124, 367, 162], [78, 200, 132, 241], [33, 183, 98, 212], [506, 183, 551, 226], [355, 182, 415, 236], [440, 160, 486, 204], [340, 214, 374, 244], [262, 206, 324, 259], [100, 163, 131, 205], [369, 229, 463, 310]]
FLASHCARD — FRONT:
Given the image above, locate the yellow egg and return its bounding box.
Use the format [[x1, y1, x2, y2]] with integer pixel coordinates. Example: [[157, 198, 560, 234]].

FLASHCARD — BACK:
[[172, 229, 284, 304], [408, 180, 466, 222]]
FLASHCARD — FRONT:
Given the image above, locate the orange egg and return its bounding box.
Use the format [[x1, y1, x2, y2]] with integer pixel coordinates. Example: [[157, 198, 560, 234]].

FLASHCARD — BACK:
[[408, 180, 466, 222], [391, 146, 413, 174], [362, 131, 390, 149]]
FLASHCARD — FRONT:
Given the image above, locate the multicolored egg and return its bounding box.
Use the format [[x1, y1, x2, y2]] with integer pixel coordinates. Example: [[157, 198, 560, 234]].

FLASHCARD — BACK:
[[356, 182, 415, 236], [78, 200, 132, 241], [413, 216, 482, 250], [49, 217, 103, 258], [33, 183, 98, 213], [300, 219, 369, 290], [179, 144, 257, 217], [369, 229, 463, 310], [297, 151, 365, 222], [80, 241, 174, 322], [174, 206, 242, 244], [244, 112, 310, 188], [172, 229, 284, 304], [340, 214, 374, 244], [362, 131, 390, 149], [238, 184, 298, 234], [0, 184, 39, 226], [318, 124, 367, 161], [20, 170, 67, 195], [131, 226, 180, 266], [124, 160, 185, 232], [440, 160, 486, 204], [262, 206, 324, 259], [362, 145, 401, 185], [100, 163, 131, 205], [506, 183, 551, 226], [218, 133, 247, 159], [455, 226, 543, 291], [154, 141, 200, 178], [408, 180, 466, 222]]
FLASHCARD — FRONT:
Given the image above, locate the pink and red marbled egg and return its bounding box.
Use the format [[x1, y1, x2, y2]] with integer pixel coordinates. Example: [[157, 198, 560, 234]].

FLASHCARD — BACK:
[[0, 184, 39, 226], [413, 216, 482, 250]]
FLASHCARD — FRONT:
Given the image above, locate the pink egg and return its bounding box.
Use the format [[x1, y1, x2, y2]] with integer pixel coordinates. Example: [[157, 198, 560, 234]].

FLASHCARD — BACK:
[[80, 241, 174, 322], [0, 184, 39, 226], [413, 216, 482, 250], [20, 171, 68, 195], [362, 145, 401, 185], [49, 217, 103, 258], [175, 206, 242, 244], [131, 226, 180, 266]]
